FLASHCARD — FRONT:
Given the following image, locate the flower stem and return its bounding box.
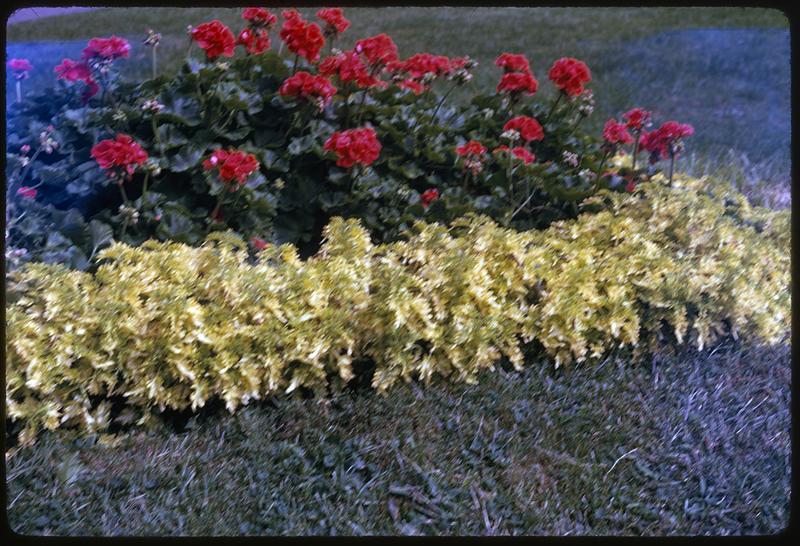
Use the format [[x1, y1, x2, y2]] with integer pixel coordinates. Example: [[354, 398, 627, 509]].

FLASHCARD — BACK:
[[141, 172, 150, 204], [117, 180, 130, 205], [632, 132, 640, 170], [151, 45, 158, 79], [292, 54, 300, 75], [429, 82, 457, 126], [543, 92, 563, 125], [16, 81, 22, 103], [668, 153, 675, 187]]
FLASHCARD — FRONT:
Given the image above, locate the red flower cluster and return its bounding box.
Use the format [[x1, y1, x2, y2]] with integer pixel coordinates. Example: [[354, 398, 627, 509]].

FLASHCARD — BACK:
[[548, 57, 591, 96], [324, 127, 382, 168], [319, 50, 384, 88], [55, 58, 99, 101], [279, 71, 337, 107], [494, 145, 536, 164], [622, 107, 651, 132], [602, 118, 633, 145], [355, 34, 399, 68], [640, 121, 694, 160], [497, 71, 538, 96], [192, 20, 236, 60], [420, 188, 440, 209], [280, 10, 325, 63], [495, 53, 530, 74], [503, 116, 544, 142], [16, 186, 37, 199], [242, 7, 278, 28], [494, 52, 537, 96], [317, 8, 350, 36], [456, 140, 487, 158], [388, 53, 455, 94], [397, 79, 425, 95], [91, 134, 149, 177], [203, 149, 260, 187], [82, 36, 131, 61], [8, 58, 32, 78], [238, 27, 271, 55]]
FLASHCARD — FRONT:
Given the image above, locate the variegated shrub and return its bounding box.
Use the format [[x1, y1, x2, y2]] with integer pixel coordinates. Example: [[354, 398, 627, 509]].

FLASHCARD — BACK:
[[6, 175, 789, 444]]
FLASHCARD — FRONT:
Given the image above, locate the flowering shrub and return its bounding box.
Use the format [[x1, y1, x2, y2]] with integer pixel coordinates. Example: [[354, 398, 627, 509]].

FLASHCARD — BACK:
[[5, 177, 789, 444], [6, 7, 696, 270]]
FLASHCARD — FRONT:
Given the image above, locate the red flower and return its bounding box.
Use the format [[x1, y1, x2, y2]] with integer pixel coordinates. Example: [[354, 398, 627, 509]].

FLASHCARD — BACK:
[[355, 34, 399, 68], [602, 118, 633, 145], [503, 116, 544, 142], [91, 134, 148, 176], [238, 27, 271, 55], [203, 149, 260, 187], [81, 36, 130, 61], [641, 121, 694, 160], [54, 58, 92, 82], [192, 20, 236, 60], [493, 145, 536, 164], [622, 107, 651, 132], [397, 78, 425, 95], [250, 236, 270, 250], [319, 50, 385, 88], [495, 53, 530, 73], [396, 53, 452, 79], [496, 71, 538, 95], [324, 127, 381, 168], [420, 188, 439, 209], [16, 186, 37, 199], [625, 179, 637, 193], [548, 57, 591, 96], [8, 58, 32, 77], [279, 71, 337, 106], [280, 10, 325, 63], [456, 140, 487, 157], [242, 8, 277, 28], [317, 8, 350, 35]]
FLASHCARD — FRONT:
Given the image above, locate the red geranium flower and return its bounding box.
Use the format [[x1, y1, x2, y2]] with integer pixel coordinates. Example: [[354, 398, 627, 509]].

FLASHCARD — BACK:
[[503, 116, 544, 142], [250, 236, 271, 250], [420, 188, 439, 209], [280, 10, 325, 63], [640, 121, 694, 161], [456, 140, 487, 158], [622, 107, 651, 132], [16, 186, 37, 199], [55, 58, 92, 82], [279, 71, 337, 107], [91, 134, 148, 177], [203, 149, 260, 188], [548, 57, 591, 96], [192, 20, 236, 60], [355, 34, 399, 68], [495, 53, 530, 73], [242, 7, 278, 28], [238, 27, 271, 55], [82, 36, 131, 61], [395, 53, 452, 79], [317, 8, 350, 35], [493, 145, 536, 164], [397, 78, 425, 95], [496, 71, 539, 95], [8, 58, 32, 78], [625, 178, 637, 192], [602, 118, 633, 145], [319, 50, 385, 88], [324, 127, 382, 168]]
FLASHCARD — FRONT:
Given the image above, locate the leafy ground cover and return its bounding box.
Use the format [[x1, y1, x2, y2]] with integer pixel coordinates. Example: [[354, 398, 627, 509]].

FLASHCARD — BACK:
[[6, 341, 790, 535]]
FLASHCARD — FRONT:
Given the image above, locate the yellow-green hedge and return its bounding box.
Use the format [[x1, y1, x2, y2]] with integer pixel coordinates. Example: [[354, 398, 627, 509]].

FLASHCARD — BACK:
[[6, 174, 790, 444]]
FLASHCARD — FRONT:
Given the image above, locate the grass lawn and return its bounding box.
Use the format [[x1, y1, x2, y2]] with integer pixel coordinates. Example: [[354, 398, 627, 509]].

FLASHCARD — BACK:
[[6, 7, 791, 206], [7, 342, 790, 535], [5, 7, 792, 536]]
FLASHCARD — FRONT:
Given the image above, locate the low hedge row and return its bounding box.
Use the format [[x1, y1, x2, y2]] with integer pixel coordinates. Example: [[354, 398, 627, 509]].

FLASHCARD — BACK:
[[6, 174, 789, 444]]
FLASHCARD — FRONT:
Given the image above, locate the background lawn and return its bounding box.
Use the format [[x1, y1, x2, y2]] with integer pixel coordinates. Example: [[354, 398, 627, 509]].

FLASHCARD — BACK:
[[6, 6, 791, 206], [5, 7, 792, 536]]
